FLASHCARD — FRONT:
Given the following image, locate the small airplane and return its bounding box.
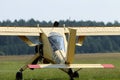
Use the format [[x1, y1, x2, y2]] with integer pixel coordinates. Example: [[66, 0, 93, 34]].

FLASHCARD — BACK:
[[0, 21, 118, 80]]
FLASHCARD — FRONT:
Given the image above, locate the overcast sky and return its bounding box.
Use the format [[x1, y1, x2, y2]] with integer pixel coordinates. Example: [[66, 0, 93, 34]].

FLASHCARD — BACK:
[[1, 0, 120, 23]]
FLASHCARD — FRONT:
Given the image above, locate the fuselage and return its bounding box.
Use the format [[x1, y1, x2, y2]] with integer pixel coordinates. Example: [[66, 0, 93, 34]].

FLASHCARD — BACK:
[[24, 29, 68, 64], [40, 28, 68, 64]]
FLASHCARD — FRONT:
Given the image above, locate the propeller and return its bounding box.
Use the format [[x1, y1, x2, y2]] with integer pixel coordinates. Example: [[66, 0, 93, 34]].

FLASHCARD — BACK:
[[66, 28, 77, 64]]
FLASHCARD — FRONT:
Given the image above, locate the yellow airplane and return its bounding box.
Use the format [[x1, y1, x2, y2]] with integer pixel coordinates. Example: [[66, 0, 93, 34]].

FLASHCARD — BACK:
[[0, 22, 118, 80]]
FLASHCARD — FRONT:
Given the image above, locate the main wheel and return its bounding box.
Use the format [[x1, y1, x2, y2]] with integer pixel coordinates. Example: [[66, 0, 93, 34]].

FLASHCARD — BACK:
[[68, 69, 74, 80], [16, 71, 23, 80], [73, 71, 79, 78]]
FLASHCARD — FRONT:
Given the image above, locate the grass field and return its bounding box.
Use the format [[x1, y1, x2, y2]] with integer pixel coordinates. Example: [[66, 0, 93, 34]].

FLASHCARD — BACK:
[[0, 53, 120, 80]]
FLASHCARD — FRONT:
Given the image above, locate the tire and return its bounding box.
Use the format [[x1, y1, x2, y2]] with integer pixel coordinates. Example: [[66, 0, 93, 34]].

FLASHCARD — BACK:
[[16, 71, 22, 80]]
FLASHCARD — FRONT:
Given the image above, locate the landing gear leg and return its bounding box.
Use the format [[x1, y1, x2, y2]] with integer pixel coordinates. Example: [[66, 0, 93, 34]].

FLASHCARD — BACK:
[[35, 44, 43, 62], [16, 44, 43, 80], [16, 53, 40, 80]]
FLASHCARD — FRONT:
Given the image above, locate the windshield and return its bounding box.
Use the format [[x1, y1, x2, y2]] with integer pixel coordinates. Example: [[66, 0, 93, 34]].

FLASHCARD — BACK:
[[48, 32, 65, 52]]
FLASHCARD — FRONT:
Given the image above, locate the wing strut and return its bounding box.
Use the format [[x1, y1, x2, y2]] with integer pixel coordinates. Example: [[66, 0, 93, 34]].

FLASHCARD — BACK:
[[18, 36, 37, 46], [76, 36, 85, 46]]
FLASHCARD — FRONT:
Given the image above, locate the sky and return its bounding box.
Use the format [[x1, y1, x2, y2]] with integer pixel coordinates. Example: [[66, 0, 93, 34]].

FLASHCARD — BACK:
[[1, 0, 120, 23]]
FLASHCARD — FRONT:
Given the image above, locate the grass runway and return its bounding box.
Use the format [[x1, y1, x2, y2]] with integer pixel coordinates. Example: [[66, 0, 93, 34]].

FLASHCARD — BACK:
[[0, 53, 120, 80]]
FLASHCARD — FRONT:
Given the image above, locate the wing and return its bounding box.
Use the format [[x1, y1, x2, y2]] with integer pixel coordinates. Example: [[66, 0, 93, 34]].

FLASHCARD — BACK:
[[69, 27, 120, 46], [0, 27, 42, 46], [0, 27, 41, 36], [71, 27, 120, 36], [0, 27, 120, 36], [28, 64, 114, 69]]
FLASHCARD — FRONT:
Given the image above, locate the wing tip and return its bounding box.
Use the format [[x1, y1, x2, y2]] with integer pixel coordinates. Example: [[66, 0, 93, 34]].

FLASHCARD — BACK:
[[102, 64, 115, 68]]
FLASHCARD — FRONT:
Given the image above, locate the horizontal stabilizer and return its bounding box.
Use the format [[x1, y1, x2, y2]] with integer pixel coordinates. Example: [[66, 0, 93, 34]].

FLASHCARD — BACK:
[[28, 64, 114, 69]]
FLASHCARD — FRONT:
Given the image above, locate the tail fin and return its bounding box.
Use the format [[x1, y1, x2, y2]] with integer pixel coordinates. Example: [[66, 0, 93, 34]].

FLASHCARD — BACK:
[[66, 28, 76, 64]]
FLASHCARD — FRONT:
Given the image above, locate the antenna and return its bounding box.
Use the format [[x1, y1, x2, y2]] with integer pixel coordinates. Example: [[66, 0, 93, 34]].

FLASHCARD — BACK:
[[37, 24, 40, 33], [37, 24, 40, 27], [63, 24, 66, 30]]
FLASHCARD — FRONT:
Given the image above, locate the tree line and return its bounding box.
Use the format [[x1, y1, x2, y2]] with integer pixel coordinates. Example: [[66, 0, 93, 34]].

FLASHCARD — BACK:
[[0, 19, 120, 55], [0, 19, 120, 27]]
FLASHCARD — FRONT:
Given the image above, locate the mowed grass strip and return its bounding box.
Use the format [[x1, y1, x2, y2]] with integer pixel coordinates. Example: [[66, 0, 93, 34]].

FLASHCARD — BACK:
[[0, 53, 120, 80]]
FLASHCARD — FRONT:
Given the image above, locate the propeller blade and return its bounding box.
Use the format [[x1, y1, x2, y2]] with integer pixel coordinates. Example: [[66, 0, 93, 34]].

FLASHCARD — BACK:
[[66, 28, 76, 64]]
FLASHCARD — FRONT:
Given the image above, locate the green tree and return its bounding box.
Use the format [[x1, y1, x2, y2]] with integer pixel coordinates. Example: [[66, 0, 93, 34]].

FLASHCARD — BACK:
[[113, 21, 120, 26]]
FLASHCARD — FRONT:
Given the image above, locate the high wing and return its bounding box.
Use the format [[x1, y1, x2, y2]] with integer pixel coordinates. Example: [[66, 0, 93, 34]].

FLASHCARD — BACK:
[[0, 27, 120, 36], [71, 27, 120, 46], [0, 27, 41, 36], [0, 26, 119, 46], [72, 27, 120, 36]]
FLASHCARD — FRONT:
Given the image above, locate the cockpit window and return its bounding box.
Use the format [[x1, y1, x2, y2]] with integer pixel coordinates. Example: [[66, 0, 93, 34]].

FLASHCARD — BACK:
[[48, 32, 65, 52]]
